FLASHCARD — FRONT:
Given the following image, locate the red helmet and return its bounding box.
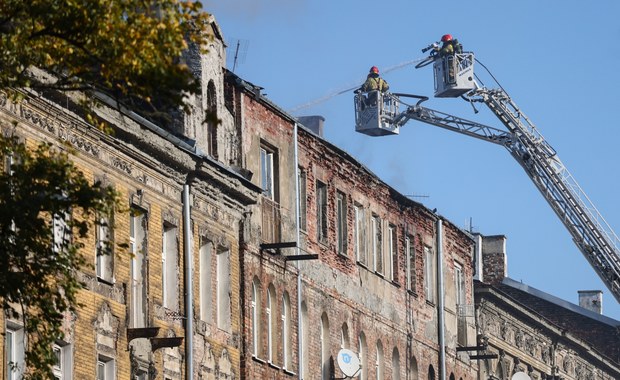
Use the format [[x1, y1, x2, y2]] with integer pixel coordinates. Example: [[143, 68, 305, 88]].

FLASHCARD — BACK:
[[441, 34, 453, 42], [370, 66, 379, 74]]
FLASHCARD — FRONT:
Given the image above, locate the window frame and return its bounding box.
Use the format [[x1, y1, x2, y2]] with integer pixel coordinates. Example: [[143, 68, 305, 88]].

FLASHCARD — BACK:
[[336, 191, 348, 256]]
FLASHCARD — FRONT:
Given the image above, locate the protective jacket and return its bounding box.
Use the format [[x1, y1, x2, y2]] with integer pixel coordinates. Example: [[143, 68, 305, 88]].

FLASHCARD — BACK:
[[361, 74, 389, 92]]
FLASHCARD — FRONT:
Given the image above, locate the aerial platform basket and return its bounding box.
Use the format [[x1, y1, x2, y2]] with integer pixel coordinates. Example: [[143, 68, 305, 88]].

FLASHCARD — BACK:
[[354, 91, 400, 136], [433, 53, 476, 98]]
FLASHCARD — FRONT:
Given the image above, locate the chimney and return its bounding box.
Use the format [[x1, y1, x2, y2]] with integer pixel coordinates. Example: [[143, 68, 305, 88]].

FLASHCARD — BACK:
[[480, 235, 508, 285], [578, 290, 603, 314], [298, 115, 325, 137]]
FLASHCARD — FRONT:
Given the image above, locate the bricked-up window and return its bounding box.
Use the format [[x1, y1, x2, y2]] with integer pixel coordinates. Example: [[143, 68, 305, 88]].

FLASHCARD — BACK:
[[358, 332, 368, 380], [316, 181, 328, 243], [336, 191, 347, 255], [97, 355, 115, 380], [424, 246, 436, 303], [376, 341, 384, 380], [298, 167, 307, 231], [130, 208, 147, 328], [388, 225, 397, 282], [261, 143, 280, 243], [199, 241, 213, 323], [217, 248, 231, 332], [96, 212, 114, 283], [52, 341, 72, 380], [301, 302, 309, 378], [406, 236, 416, 292], [251, 278, 262, 357], [267, 284, 276, 363], [6, 324, 24, 380], [162, 223, 178, 310], [372, 215, 383, 274], [320, 313, 330, 380], [354, 204, 367, 266], [282, 292, 292, 370]]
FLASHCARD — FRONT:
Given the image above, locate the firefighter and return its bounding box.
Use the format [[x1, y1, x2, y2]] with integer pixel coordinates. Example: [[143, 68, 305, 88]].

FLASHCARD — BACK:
[[435, 34, 463, 83], [359, 66, 389, 107]]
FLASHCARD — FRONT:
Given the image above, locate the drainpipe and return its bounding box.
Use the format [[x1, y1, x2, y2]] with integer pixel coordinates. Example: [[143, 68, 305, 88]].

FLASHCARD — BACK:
[[293, 123, 303, 380], [436, 218, 446, 380], [183, 183, 194, 379]]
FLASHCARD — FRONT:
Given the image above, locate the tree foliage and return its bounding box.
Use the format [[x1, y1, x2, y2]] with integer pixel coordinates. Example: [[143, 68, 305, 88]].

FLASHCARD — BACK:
[[0, 135, 120, 379], [0, 0, 211, 124]]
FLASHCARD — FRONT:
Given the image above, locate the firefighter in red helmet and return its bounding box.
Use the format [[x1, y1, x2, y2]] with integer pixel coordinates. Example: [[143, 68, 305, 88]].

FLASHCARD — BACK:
[[436, 34, 463, 57], [358, 66, 390, 107]]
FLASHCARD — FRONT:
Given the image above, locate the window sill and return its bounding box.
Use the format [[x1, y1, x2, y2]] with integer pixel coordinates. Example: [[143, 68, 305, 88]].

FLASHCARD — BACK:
[[96, 277, 115, 286], [391, 280, 401, 288], [283, 369, 296, 376], [252, 355, 266, 364], [268, 362, 281, 370]]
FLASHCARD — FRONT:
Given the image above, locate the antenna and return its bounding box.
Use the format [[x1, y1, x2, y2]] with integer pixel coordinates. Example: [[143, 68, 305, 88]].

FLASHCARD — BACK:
[[228, 39, 249, 72], [336, 349, 361, 378]]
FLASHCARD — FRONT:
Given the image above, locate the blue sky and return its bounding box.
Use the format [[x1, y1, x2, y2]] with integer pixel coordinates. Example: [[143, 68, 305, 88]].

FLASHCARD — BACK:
[[205, 0, 620, 319]]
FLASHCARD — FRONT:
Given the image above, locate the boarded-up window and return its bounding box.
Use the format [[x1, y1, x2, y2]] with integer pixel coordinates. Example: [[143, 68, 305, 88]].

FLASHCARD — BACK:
[[337, 191, 347, 255], [316, 181, 328, 243]]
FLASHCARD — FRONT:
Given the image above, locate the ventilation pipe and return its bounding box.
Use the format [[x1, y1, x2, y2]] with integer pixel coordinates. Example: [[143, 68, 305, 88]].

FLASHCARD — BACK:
[[293, 123, 303, 380], [436, 218, 446, 380], [183, 183, 194, 379]]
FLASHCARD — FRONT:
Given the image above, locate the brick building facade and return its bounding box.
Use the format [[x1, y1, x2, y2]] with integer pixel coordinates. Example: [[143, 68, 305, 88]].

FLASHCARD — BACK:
[[2, 12, 618, 380]]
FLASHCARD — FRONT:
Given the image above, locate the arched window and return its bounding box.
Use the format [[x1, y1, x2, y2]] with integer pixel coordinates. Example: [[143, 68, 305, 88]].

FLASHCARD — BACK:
[[428, 364, 436, 380], [358, 332, 368, 380], [376, 341, 384, 380], [320, 313, 330, 380], [301, 302, 309, 379], [340, 323, 350, 349], [267, 284, 276, 363], [409, 355, 419, 380], [392, 347, 400, 380], [449, 374, 456, 380], [281, 292, 292, 370], [251, 278, 262, 357]]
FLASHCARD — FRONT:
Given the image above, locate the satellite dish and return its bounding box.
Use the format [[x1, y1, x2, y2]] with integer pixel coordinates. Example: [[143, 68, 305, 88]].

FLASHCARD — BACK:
[[337, 348, 361, 378], [511, 372, 531, 380]]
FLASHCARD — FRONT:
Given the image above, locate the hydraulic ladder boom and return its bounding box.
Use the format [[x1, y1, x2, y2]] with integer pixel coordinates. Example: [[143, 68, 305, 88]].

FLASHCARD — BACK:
[[393, 90, 620, 304]]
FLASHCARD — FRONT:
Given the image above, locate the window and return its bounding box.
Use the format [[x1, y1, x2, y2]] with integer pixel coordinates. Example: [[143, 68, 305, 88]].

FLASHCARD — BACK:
[[320, 313, 330, 380], [424, 246, 435, 303], [267, 285, 276, 363], [455, 263, 467, 346], [97, 355, 115, 380], [162, 223, 178, 310], [217, 248, 231, 331], [96, 212, 114, 283], [340, 323, 350, 349], [261, 144, 280, 243], [358, 333, 368, 380], [282, 292, 292, 370], [316, 181, 328, 243], [372, 215, 383, 274], [53, 342, 72, 380], [336, 191, 347, 255], [392, 348, 401, 380], [199, 241, 213, 322], [388, 225, 397, 281], [406, 236, 415, 292], [6, 324, 25, 380], [260, 146, 275, 199], [354, 205, 367, 265], [301, 302, 309, 379], [206, 80, 218, 159], [130, 208, 147, 328], [376, 341, 384, 380], [251, 278, 262, 357], [298, 167, 307, 231]]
